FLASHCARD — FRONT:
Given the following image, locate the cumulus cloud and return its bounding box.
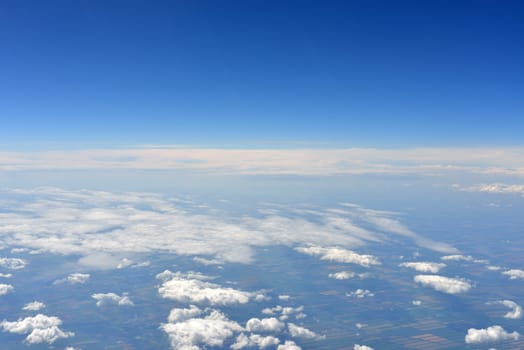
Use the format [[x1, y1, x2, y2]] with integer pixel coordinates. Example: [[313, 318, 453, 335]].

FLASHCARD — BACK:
[[502, 269, 524, 280], [489, 300, 522, 319], [23, 301, 46, 311], [0, 314, 74, 344], [161, 310, 242, 350], [277, 340, 301, 350], [465, 325, 520, 344], [261, 306, 305, 321], [328, 271, 355, 280], [91, 293, 134, 307], [414, 275, 471, 294], [0, 188, 455, 265], [0, 273, 12, 278], [0, 257, 27, 270], [399, 262, 446, 273], [246, 317, 285, 333], [231, 333, 280, 349], [167, 305, 203, 323], [68, 273, 90, 284], [288, 323, 323, 339], [157, 270, 251, 306], [354, 345, 374, 350], [0, 283, 14, 296], [346, 289, 374, 298], [296, 246, 380, 267]]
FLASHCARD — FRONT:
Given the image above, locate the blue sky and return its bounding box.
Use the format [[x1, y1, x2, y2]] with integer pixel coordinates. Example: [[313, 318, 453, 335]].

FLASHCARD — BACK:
[[1, 0, 523, 149]]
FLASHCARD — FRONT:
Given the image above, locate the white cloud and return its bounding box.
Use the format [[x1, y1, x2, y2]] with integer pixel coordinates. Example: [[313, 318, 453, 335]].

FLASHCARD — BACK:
[[161, 310, 242, 350], [328, 271, 355, 280], [277, 340, 301, 350], [0, 188, 455, 266], [502, 269, 524, 280], [167, 305, 203, 323], [0, 273, 12, 278], [460, 183, 524, 196], [354, 345, 374, 350], [346, 289, 374, 298], [399, 262, 446, 273], [246, 317, 285, 333], [412, 300, 422, 306], [68, 273, 90, 284], [23, 301, 46, 311], [231, 333, 280, 349], [296, 246, 380, 267], [278, 295, 291, 301], [288, 323, 323, 339], [0, 257, 27, 270], [414, 275, 471, 294], [193, 256, 223, 266], [0, 314, 74, 344], [91, 293, 134, 307], [157, 270, 251, 306], [0, 283, 14, 296], [261, 305, 305, 321], [490, 300, 522, 319], [465, 325, 520, 344], [441, 255, 473, 262]]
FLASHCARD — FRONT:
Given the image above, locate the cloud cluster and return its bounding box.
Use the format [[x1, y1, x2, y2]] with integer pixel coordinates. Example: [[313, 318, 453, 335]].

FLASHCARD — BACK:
[[414, 275, 471, 294], [0, 283, 14, 296], [157, 270, 252, 306], [0, 188, 456, 266], [0, 314, 74, 344], [0, 257, 27, 270], [261, 305, 305, 321], [91, 293, 134, 307], [22, 301, 46, 311], [502, 269, 524, 280], [232, 333, 280, 349], [465, 325, 520, 344], [288, 323, 323, 339], [246, 318, 285, 333], [346, 289, 374, 298], [161, 310, 243, 350], [296, 246, 380, 267], [399, 262, 446, 273]]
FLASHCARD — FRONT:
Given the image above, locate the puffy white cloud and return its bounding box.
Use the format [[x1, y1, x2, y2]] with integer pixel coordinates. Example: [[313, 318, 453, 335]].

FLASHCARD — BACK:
[[0, 283, 14, 296], [490, 300, 522, 319], [414, 275, 471, 294], [441, 255, 473, 262], [91, 293, 134, 307], [261, 306, 305, 321], [503, 269, 524, 280], [246, 317, 285, 333], [346, 289, 374, 298], [167, 305, 203, 323], [231, 333, 280, 349], [288, 323, 323, 339], [354, 345, 374, 350], [157, 270, 251, 306], [399, 262, 446, 273], [0, 314, 74, 344], [23, 301, 46, 311], [277, 340, 301, 350], [0, 273, 12, 278], [465, 325, 520, 344], [328, 271, 355, 280], [161, 310, 242, 350], [0, 188, 454, 266], [296, 246, 380, 267], [0, 257, 27, 270]]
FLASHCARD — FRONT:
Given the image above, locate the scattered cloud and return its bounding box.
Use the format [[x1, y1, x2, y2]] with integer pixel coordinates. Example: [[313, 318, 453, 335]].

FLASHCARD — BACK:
[[0, 314, 74, 344], [277, 340, 301, 350], [400, 262, 446, 273], [167, 305, 203, 323], [296, 246, 380, 267], [0, 283, 14, 296], [412, 300, 422, 306], [68, 273, 90, 284], [278, 295, 291, 301], [91, 293, 134, 307], [346, 289, 374, 298], [261, 306, 305, 321], [354, 345, 374, 350], [161, 310, 242, 350], [231, 333, 280, 349], [441, 255, 473, 262], [193, 256, 223, 266], [288, 323, 324, 339], [0, 257, 27, 270], [465, 325, 520, 344], [246, 317, 285, 333], [157, 270, 251, 306], [328, 271, 355, 280], [23, 301, 46, 311], [0, 273, 12, 278], [489, 300, 522, 319], [414, 275, 471, 294], [503, 269, 524, 280], [459, 183, 524, 196]]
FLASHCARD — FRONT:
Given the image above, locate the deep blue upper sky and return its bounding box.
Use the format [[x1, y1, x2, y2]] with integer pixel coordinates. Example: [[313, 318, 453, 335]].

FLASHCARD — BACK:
[[1, 0, 523, 149]]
